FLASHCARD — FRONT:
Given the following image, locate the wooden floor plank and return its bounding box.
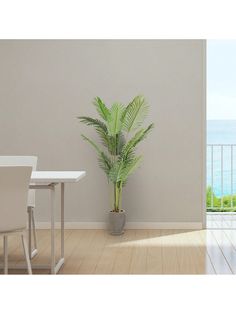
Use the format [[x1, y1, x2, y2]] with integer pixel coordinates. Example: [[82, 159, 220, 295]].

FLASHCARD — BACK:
[[111, 230, 136, 275], [146, 229, 162, 274], [92, 231, 120, 274], [76, 230, 104, 274], [174, 230, 215, 274], [187, 230, 216, 274], [129, 230, 148, 274], [173, 230, 200, 274], [160, 230, 180, 274], [60, 229, 92, 274]]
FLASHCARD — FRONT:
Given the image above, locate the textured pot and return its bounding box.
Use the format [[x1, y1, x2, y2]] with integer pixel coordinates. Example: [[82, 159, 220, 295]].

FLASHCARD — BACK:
[[109, 210, 126, 235]]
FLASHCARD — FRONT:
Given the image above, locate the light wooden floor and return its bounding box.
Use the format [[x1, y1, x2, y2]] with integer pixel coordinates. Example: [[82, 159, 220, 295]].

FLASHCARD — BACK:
[[1, 214, 236, 275]]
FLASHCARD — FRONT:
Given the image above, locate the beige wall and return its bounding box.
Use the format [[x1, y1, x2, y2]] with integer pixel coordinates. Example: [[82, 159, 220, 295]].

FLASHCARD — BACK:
[[0, 40, 206, 226]]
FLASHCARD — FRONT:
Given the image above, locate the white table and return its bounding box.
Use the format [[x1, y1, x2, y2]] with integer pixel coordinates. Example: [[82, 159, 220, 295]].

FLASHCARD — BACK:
[[29, 171, 86, 274]]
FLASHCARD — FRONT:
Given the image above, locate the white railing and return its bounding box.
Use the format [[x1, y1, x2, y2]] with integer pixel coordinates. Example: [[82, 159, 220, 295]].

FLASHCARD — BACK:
[[207, 144, 236, 210]]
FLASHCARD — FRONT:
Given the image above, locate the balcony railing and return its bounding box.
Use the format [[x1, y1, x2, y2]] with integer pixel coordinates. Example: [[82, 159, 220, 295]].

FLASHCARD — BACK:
[[207, 144, 236, 211]]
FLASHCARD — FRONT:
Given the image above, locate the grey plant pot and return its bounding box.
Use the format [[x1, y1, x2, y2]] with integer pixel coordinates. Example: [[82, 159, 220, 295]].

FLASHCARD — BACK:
[[109, 210, 126, 235]]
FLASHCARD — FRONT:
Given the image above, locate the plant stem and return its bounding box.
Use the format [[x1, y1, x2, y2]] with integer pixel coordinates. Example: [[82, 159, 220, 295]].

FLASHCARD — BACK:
[[115, 183, 119, 212], [113, 183, 116, 211], [118, 183, 122, 210]]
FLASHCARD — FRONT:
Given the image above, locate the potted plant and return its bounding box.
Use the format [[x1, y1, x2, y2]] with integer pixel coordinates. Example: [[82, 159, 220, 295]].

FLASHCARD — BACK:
[[78, 95, 153, 235]]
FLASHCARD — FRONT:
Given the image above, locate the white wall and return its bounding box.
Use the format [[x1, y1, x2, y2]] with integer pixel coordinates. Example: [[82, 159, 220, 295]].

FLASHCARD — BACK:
[[0, 40, 206, 227]]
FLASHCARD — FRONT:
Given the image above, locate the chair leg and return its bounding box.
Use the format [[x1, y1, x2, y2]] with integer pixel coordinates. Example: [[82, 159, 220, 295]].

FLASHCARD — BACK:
[[28, 207, 38, 259], [31, 209, 38, 252], [21, 233, 32, 275], [3, 236, 8, 275]]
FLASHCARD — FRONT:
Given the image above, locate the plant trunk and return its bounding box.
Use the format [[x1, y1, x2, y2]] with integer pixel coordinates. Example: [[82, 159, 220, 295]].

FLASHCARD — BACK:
[[113, 182, 122, 212], [118, 183, 122, 210], [115, 183, 119, 212], [114, 183, 116, 211]]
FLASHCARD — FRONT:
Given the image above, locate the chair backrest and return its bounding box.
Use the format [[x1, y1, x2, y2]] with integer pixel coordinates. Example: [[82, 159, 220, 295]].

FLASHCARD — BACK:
[[0, 156, 37, 208], [0, 166, 32, 232]]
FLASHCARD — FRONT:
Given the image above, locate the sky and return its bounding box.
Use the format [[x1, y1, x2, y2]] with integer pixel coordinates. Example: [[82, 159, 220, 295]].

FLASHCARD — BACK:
[[207, 40, 236, 120]]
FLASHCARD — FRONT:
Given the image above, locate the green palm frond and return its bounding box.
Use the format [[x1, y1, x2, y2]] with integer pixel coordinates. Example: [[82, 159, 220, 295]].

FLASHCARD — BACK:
[[78, 116, 110, 149], [78, 116, 107, 132], [121, 129, 144, 159], [98, 152, 113, 176], [93, 97, 110, 121], [123, 95, 149, 132], [109, 156, 143, 185], [120, 156, 143, 182], [78, 116, 126, 155], [82, 134, 112, 177], [108, 133, 126, 156], [81, 134, 101, 154], [108, 160, 124, 183], [116, 133, 126, 154], [121, 123, 154, 161], [107, 103, 126, 136]]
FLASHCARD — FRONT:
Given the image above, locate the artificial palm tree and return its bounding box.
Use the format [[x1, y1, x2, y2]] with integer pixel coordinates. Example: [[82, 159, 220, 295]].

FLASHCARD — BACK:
[[78, 95, 153, 214]]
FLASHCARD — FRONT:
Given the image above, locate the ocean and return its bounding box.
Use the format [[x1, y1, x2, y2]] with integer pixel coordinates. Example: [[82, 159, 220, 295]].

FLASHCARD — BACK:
[[207, 120, 236, 196]]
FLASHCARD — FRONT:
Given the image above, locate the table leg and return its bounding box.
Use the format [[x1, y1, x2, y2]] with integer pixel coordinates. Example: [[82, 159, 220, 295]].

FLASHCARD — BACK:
[[50, 183, 65, 274], [50, 185, 56, 274], [61, 183, 65, 259]]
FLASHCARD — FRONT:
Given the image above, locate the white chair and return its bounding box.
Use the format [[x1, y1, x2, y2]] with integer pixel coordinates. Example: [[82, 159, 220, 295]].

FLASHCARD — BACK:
[[0, 166, 32, 274], [0, 156, 38, 259]]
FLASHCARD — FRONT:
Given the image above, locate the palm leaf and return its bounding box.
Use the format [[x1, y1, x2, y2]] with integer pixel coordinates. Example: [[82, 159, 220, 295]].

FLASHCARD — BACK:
[[107, 103, 125, 136], [123, 95, 149, 132], [107, 133, 126, 156], [78, 116, 107, 133], [108, 160, 124, 183], [121, 123, 154, 161], [120, 156, 143, 182], [78, 116, 110, 150], [82, 134, 112, 177], [81, 134, 101, 154], [116, 133, 126, 155], [98, 152, 112, 176], [93, 97, 110, 121], [108, 155, 142, 184]]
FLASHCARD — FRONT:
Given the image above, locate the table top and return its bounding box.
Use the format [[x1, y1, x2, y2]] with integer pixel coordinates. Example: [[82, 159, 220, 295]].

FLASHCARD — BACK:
[[30, 171, 86, 183]]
